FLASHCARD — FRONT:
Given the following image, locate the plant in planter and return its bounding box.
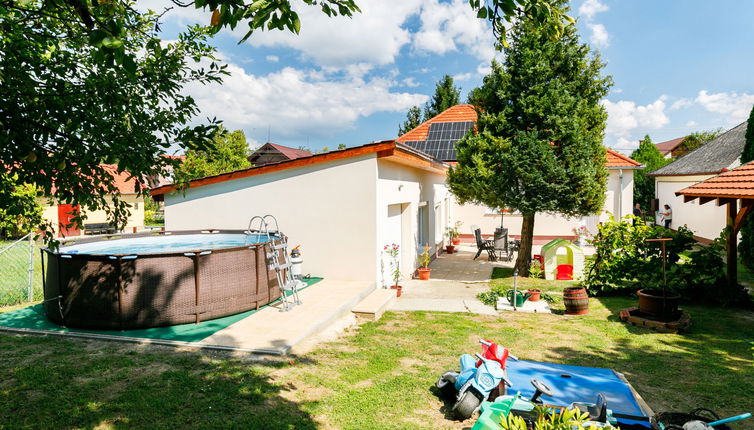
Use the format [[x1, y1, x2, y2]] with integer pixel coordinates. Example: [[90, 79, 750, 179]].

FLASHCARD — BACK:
[[445, 224, 461, 253], [383, 243, 402, 296], [450, 221, 463, 245], [417, 244, 432, 280], [572, 225, 590, 246]]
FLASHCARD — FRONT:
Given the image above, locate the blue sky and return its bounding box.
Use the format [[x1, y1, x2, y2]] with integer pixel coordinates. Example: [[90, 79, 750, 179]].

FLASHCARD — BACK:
[[146, 0, 754, 154]]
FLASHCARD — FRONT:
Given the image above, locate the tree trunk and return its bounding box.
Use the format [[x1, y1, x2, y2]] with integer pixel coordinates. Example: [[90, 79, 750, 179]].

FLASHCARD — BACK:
[[515, 213, 535, 276]]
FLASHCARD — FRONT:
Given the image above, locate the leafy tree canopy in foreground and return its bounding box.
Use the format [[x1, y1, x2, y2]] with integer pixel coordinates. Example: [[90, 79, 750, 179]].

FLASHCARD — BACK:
[[449, 6, 611, 276], [174, 128, 251, 182]]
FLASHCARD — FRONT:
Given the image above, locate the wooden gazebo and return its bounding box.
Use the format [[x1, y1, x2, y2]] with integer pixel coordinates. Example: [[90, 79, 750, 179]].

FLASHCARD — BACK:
[[676, 161, 754, 286]]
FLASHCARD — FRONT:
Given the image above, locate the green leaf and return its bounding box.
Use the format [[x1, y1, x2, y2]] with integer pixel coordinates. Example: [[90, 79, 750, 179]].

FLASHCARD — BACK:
[[89, 29, 108, 47], [477, 7, 487, 19], [101, 37, 123, 49], [122, 55, 137, 75]]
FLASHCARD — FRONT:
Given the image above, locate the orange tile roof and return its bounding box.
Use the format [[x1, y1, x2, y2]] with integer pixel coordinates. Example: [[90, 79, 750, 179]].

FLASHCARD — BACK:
[[101, 165, 145, 194], [266, 143, 312, 160], [605, 149, 643, 168], [676, 161, 754, 199], [396, 104, 477, 142]]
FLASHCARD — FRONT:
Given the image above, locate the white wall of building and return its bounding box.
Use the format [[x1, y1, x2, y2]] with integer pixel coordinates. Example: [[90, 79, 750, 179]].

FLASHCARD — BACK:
[[164, 154, 379, 282], [655, 174, 726, 240], [452, 168, 634, 238]]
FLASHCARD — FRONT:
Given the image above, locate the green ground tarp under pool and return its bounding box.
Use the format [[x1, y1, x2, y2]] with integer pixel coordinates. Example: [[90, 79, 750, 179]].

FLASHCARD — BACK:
[[0, 277, 322, 343]]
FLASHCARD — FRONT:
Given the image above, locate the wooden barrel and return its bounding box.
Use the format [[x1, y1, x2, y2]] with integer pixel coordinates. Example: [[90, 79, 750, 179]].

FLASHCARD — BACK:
[[563, 287, 589, 315]]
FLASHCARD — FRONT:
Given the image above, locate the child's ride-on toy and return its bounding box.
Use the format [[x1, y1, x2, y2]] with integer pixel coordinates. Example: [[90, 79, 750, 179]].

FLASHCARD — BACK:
[[436, 339, 515, 420]]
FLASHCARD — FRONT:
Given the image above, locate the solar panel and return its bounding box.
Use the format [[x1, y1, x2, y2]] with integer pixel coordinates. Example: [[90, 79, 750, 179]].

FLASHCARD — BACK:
[[402, 121, 473, 161]]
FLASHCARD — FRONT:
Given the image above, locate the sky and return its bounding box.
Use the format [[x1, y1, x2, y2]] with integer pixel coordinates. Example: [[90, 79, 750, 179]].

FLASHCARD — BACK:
[[144, 0, 754, 155]]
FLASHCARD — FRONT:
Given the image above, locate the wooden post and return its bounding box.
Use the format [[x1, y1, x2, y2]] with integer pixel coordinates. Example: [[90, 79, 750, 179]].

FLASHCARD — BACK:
[[727, 201, 738, 288]]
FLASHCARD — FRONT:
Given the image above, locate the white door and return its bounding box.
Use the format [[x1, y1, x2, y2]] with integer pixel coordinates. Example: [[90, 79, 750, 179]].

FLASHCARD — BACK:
[[381, 204, 403, 287]]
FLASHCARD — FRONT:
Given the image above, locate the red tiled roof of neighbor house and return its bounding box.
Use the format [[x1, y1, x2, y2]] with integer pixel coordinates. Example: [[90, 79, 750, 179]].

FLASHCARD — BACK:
[[654, 137, 685, 156], [266, 143, 312, 160], [101, 165, 145, 194], [396, 104, 477, 142], [605, 149, 643, 168], [676, 161, 754, 200]]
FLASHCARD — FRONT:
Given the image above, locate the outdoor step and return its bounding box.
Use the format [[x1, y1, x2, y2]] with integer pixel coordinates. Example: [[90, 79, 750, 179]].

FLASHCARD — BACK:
[[352, 288, 397, 322]]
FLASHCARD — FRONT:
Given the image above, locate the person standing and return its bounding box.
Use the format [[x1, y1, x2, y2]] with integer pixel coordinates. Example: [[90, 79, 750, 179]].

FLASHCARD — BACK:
[[660, 204, 672, 229], [633, 203, 642, 225]]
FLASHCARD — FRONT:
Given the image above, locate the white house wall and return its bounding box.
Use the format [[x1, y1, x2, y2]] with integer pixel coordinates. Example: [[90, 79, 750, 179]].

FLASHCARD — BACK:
[[376, 159, 450, 286], [655, 174, 726, 240], [453, 169, 634, 237], [164, 154, 379, 282]]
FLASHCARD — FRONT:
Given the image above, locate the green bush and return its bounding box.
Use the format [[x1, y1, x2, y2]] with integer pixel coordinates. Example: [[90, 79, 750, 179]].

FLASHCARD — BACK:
[[581, 215, 750, 307]]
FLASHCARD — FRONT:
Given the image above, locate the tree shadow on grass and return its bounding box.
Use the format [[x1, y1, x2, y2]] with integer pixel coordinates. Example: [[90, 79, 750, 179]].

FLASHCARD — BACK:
[[0, 335, 320, 430]]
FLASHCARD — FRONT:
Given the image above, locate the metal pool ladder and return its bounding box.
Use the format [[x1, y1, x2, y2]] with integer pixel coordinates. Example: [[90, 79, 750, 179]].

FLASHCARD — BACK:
[[246, 215, 303, 312]]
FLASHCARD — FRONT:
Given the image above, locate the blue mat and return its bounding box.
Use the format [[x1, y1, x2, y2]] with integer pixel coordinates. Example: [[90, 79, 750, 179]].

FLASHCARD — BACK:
[[506, 360, 652, 428]]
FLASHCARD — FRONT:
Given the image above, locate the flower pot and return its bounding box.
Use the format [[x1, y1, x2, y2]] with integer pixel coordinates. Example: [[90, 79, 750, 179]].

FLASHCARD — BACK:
[[445, 245, 455, 254], [637, 289, 681, 317], [527, 289, 541, 302], [417, 268, 431, 281], [452, 238, 461, 246], [390, 285, 402, 297], [563, 287, 589, 315]]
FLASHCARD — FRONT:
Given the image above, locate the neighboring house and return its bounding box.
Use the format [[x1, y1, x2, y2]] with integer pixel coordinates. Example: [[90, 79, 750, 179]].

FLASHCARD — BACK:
[[396, 105, 642, 242], [148, 154, 186, 188], [248, 143, 312, 166], [42, 165, 146, 237], [648, 121, 747, 239], [655, 137, 685, 158], [152, 142, 452, 287]]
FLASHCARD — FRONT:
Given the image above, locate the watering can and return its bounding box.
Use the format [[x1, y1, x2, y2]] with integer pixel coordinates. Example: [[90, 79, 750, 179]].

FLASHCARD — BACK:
[[506, 290, 531, 307]]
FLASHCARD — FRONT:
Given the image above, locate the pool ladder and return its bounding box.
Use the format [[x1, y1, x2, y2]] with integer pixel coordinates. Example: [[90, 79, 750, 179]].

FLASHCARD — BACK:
[[246, 215, 303, 312]]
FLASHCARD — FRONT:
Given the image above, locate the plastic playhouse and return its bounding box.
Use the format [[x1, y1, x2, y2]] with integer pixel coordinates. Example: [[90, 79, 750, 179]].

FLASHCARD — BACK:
[[541, 238, 584, 281]]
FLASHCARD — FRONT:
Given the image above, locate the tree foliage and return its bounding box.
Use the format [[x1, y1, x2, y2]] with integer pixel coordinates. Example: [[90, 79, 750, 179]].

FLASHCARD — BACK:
[[1, 1, 227, 243], [398, 106, 423, 136], [630, 135, 670, 213], [448, 9, 612, 275], [423, 75, 461, 120], [174, 128, 251, 182], [739, 104, 754, 270], [674, 129, 722, 158], [0, 173, 43, 239]]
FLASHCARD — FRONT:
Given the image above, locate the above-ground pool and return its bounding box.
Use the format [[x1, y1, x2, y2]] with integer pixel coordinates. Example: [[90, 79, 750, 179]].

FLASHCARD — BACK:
[[43, 230, 285, 330]]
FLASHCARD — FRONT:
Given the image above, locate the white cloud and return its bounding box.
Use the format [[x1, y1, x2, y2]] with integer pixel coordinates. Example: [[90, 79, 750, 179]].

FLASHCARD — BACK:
[[401, 77, 420, 87], [670, 98, 693, 110], [588, 23, 609, 48], [266, 55, 279, 63], [602, 96, 670, 137], [694, 90, 754, 123], [686, 120, 697, 127], [613, 137, 638, 153], [453, 73, 474, 81], [412, 0, 496, 62], [579, 0, 608, 20], [247, 0, 422, 67], [185, 61, 429, 141]]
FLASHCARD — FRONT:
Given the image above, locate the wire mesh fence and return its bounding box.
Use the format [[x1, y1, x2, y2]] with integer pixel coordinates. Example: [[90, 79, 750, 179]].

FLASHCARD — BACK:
[[0, 234, 44, 307]]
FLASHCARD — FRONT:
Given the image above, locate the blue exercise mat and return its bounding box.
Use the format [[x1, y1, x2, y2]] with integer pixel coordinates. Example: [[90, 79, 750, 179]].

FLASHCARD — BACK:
[[506, 359, 652, 428]]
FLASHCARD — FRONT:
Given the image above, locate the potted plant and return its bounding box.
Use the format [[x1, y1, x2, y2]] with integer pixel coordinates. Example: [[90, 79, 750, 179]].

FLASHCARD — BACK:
[[572, 225, 589, 246], [445, 224, 460, 253], [383, 243, 402, 296], [450, 221, 463, 245], [635, 238, 681, 319], [417, 244, 431, 280], [527, 288, 541, 302]]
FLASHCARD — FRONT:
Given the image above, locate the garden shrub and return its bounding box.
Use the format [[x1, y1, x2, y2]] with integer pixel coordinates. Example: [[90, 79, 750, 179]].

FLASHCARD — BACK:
[[580, 215, 751, 307]]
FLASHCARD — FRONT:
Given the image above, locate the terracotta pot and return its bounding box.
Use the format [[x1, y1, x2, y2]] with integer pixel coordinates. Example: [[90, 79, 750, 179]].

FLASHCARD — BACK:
[[563, 287, 589, 315], [527, 289, 541, 302], [417, 268, 431, 281], [637, 289, 680, 317], [452, 238, 461, 245], [390, 285, 402, 297], [446, 245, 455, 254]]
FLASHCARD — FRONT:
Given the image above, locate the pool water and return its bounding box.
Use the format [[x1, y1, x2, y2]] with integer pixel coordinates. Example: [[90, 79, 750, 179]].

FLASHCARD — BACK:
[[59, 233, 274, 255]]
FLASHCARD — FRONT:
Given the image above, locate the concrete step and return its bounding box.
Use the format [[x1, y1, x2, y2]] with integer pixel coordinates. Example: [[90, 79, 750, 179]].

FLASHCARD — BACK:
[[352, 288, 397, 322]]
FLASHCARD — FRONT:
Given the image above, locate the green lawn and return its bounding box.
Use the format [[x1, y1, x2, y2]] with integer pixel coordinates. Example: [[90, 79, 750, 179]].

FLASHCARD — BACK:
[[0, 273, 753, 429], [0, 238, 44, 307]]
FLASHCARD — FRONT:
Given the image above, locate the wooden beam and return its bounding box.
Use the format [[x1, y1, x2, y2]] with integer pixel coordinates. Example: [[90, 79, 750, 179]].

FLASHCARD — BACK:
[[733, 200, 754, 234], [699, 196, 715, 205], [717, 198, 736, 207], [683, 195, 697, 203], [727, 201, 738, 288]]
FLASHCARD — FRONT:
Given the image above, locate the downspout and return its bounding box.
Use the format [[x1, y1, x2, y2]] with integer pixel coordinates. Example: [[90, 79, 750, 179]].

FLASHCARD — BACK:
[[618, 169, 624, 218]]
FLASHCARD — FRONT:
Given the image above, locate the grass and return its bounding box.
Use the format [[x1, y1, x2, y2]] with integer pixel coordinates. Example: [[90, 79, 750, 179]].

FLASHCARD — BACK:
[[0, 272, 753, 429]]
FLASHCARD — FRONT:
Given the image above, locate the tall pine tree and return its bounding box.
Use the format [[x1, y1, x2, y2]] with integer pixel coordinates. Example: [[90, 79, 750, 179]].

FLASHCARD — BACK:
[[739, 104, 754, 270], [448, 9, 612, 276], [398, 106, 423, 136], [423, 75, 461, 120], [630, 135, 670, 214]]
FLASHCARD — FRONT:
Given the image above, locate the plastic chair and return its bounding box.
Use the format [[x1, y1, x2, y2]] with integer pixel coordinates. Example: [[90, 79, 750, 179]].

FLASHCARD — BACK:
[[556, 264, 573, 280]]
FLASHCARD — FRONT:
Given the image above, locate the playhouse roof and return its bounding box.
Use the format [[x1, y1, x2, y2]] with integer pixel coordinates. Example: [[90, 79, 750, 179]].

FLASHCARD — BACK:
[[541, 238, 582, 253]]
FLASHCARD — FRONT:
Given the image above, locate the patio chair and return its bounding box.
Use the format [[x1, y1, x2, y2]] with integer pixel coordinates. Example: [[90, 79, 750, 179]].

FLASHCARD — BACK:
[[473, 228, 497, 261]]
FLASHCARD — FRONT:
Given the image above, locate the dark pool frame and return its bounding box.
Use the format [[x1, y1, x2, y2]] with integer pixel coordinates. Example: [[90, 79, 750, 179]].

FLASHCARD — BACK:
[[42, 229, 283, 330]]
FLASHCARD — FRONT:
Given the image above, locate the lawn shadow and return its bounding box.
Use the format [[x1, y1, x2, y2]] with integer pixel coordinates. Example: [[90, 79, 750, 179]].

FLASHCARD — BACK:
[[0, 335, 321, 429]]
